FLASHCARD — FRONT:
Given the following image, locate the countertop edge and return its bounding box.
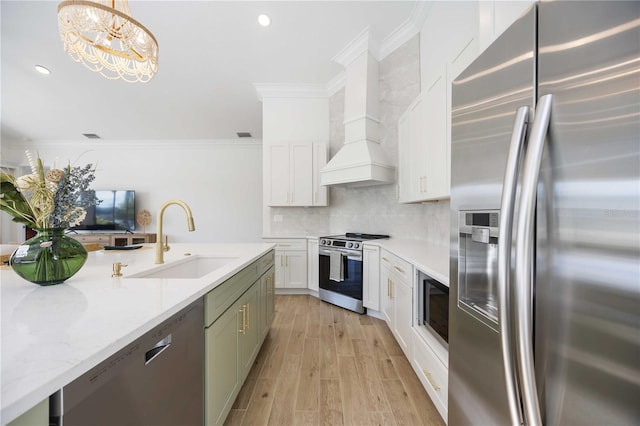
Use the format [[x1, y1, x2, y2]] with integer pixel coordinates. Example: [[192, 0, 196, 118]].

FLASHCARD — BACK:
[[1, 243, 276, 425]]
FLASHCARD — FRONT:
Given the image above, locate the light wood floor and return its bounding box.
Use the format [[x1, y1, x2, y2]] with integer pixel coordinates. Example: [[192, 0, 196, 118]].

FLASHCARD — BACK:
[[224, 295, 445, 426]]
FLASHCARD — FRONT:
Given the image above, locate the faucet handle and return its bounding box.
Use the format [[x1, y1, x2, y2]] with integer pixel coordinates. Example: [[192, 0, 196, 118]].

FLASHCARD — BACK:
[[112, 262, 128, 277], [163, 235, 170, 252]]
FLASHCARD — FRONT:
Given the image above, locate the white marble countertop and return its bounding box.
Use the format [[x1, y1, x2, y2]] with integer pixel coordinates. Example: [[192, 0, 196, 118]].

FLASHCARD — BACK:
[[0, 242, 275, 425], [364, 239, 450, 286]]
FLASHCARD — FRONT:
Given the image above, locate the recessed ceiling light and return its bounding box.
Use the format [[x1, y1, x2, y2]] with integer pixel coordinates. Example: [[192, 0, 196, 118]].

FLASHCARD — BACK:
[[258, 14, 271, 27], [34, 65, 51, 75]]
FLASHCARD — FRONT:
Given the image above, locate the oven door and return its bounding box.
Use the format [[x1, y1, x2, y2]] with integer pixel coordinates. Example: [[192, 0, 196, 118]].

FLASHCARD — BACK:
[[319, 247, 363, 300]]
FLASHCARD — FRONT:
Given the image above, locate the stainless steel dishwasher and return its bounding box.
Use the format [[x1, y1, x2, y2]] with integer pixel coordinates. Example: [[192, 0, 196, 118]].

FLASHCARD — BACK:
[[52, 299, 204, 426]]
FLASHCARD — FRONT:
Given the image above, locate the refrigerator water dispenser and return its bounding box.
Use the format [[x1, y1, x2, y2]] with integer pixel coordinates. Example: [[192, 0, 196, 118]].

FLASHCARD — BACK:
[[458, 210, 500, 329]]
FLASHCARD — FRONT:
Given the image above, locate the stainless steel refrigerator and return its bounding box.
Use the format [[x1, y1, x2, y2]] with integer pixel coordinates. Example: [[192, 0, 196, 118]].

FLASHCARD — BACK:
[[449, 1, 639, 425]]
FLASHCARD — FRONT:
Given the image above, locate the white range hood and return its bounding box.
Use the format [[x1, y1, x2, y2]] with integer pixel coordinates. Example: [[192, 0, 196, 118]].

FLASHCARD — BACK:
[[320, 33, 395, 188]]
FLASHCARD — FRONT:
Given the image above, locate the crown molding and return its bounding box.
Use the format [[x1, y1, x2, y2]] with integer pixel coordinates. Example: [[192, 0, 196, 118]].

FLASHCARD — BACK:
[[332, 26, 381, 67], [325, 72, 346, 97], [378, 1, 432, 60], [254, 83, 329, 101], [11, 139, 263, 149]]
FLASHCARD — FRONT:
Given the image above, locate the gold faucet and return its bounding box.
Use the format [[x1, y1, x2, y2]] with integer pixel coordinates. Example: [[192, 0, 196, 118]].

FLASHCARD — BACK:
[[155, 199, 195, 264]]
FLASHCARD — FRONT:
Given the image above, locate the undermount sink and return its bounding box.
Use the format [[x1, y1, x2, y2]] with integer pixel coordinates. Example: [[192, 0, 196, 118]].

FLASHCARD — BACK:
[[129, 255, 238, 279]]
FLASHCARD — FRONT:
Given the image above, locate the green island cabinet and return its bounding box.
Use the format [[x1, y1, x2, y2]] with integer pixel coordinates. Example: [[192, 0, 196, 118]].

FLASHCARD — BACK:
[[204, 250, 275, 425]]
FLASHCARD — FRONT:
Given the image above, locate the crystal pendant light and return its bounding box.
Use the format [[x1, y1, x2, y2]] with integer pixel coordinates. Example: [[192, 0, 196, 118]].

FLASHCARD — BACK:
[[57, 0, 158, 83]]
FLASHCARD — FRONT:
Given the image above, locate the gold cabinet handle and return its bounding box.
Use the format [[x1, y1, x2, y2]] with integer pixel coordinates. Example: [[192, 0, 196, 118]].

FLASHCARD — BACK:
[[238, 305, 247, 335], [390, 279, 394, 299], [394, 265, 405, 274], [246, 303, 250, 330], [382, 256, 390, 262], [423, 370, 441, 391], [266, 276, 272, 294]]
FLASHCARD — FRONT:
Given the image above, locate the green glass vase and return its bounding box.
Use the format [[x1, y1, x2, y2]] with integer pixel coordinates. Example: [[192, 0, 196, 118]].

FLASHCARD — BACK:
[[9, 228, 88, 286]]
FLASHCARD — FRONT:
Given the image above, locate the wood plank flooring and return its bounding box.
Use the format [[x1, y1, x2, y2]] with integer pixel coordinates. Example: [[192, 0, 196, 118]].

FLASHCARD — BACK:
[[224, 295, 445, 426]]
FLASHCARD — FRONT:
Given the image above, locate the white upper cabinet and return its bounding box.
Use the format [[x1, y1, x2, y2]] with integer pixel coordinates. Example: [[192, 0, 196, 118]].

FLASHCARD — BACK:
[[259, 94, 330, 207], [265, 141, 327, 207], [399, 1, 479, 203], [312, 142, 328, 206]]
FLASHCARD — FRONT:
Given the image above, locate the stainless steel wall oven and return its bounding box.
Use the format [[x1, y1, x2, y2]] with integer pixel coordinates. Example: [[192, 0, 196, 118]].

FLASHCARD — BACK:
[[319, 233, 388, 314]]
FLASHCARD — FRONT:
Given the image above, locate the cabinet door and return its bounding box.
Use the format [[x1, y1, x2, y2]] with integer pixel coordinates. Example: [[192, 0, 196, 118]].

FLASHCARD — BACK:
[[393, 276, 413, 357], [312, 142, 328, 206], [423, 71, 448, 200], [397, 110, 412, 203], [380, 257, 393, 324], [267, 143, 291, 206], [307, 239, 319, 292], [290, 143, 313, 206], [284, 250, 307, 288], [205, 302, 241, 426], [238, 282, 260, 379], [264, 267, 275, 332], [409, 94, 426, 200], [362, 245, 380, 310], [274, 251, 286, 288]]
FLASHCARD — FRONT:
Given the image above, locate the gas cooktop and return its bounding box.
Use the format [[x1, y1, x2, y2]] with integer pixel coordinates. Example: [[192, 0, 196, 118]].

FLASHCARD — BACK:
[[321, 233, 390, 242]]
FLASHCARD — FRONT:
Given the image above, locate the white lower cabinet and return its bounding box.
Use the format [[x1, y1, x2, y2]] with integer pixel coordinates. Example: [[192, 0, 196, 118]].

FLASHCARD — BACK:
[[411, 329, 448, 420], [264, 239, 307, 289], [204, 251, 274, 426], [379, 248, 449, 423], [362, 244, 380, 310], [380, 250, 413, 357], [307, 238, 319, 292]]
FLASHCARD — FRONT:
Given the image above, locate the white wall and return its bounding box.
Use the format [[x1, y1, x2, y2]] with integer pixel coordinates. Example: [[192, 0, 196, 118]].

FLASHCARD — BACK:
[[0, 140, 263, 244]]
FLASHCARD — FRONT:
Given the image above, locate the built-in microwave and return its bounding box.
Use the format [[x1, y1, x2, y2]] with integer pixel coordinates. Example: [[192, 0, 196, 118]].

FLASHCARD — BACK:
[[418, 270, 449, 344]]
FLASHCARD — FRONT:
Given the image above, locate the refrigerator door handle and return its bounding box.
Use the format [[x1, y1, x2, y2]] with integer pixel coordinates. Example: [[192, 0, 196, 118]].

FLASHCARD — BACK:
[[514, 94, 553, 426], [498, 105, 530, 426]]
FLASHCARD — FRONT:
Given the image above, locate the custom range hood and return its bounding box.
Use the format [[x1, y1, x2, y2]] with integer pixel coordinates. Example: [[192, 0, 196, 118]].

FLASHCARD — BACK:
[[320, 30, 395, 187]]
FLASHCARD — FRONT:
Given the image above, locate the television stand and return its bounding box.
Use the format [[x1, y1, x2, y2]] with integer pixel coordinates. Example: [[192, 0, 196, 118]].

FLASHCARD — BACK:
[[68, 233, 157, 249]]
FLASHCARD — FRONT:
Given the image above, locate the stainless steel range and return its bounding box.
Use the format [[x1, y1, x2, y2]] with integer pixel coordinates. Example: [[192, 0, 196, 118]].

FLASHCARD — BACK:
[[318, 233, 389, 314]]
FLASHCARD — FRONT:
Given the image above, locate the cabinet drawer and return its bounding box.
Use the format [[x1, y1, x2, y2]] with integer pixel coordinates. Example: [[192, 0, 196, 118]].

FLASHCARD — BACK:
[[380, 250, 412, 284], [257, 251, 275, 277], [412, 330, 448, 416]]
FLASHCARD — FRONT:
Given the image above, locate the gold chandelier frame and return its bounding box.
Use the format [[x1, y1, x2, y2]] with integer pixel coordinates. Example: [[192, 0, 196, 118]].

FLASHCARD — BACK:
[[57, 0, 158, 83]]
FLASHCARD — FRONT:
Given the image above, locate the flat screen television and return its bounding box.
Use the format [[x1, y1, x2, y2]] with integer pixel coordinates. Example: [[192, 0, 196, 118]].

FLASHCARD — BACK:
[[72, 190, 136, 232]]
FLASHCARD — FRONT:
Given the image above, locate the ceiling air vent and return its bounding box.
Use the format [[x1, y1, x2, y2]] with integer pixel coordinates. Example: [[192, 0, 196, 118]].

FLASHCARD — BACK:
[[83, 133, 101, 139], [236, 132, 252, 138]]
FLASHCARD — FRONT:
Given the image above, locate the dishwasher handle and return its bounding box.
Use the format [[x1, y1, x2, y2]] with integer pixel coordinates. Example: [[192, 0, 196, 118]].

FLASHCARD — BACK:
[[145, 334, 172, 365]]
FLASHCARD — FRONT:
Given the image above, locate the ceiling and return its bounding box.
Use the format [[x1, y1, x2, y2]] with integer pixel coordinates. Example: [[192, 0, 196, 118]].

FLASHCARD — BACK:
[[1, 1, 417, 143]]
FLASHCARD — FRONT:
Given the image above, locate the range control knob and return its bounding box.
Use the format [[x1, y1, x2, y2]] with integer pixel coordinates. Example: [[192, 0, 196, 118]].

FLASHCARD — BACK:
[[320, 239, 327, 245], [347, 242, 353, 248], [353, 243, 360, 249]]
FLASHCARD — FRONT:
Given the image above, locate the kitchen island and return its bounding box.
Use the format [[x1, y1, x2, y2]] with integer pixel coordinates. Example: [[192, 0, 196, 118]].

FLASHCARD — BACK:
[[0, 242, 275, 425]]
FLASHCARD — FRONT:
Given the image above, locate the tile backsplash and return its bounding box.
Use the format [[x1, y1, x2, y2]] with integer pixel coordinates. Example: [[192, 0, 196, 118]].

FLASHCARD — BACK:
[[267, 34, 450, 247]]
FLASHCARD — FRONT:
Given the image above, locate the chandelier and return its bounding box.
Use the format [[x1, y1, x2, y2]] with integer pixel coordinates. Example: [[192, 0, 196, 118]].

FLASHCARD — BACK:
[[57, 0, 158, 83]]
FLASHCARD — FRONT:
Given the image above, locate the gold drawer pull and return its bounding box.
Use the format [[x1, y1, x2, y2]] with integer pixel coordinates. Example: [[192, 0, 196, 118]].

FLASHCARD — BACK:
[[423, 370, 440, 392], [394, 265, 405, 274]]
